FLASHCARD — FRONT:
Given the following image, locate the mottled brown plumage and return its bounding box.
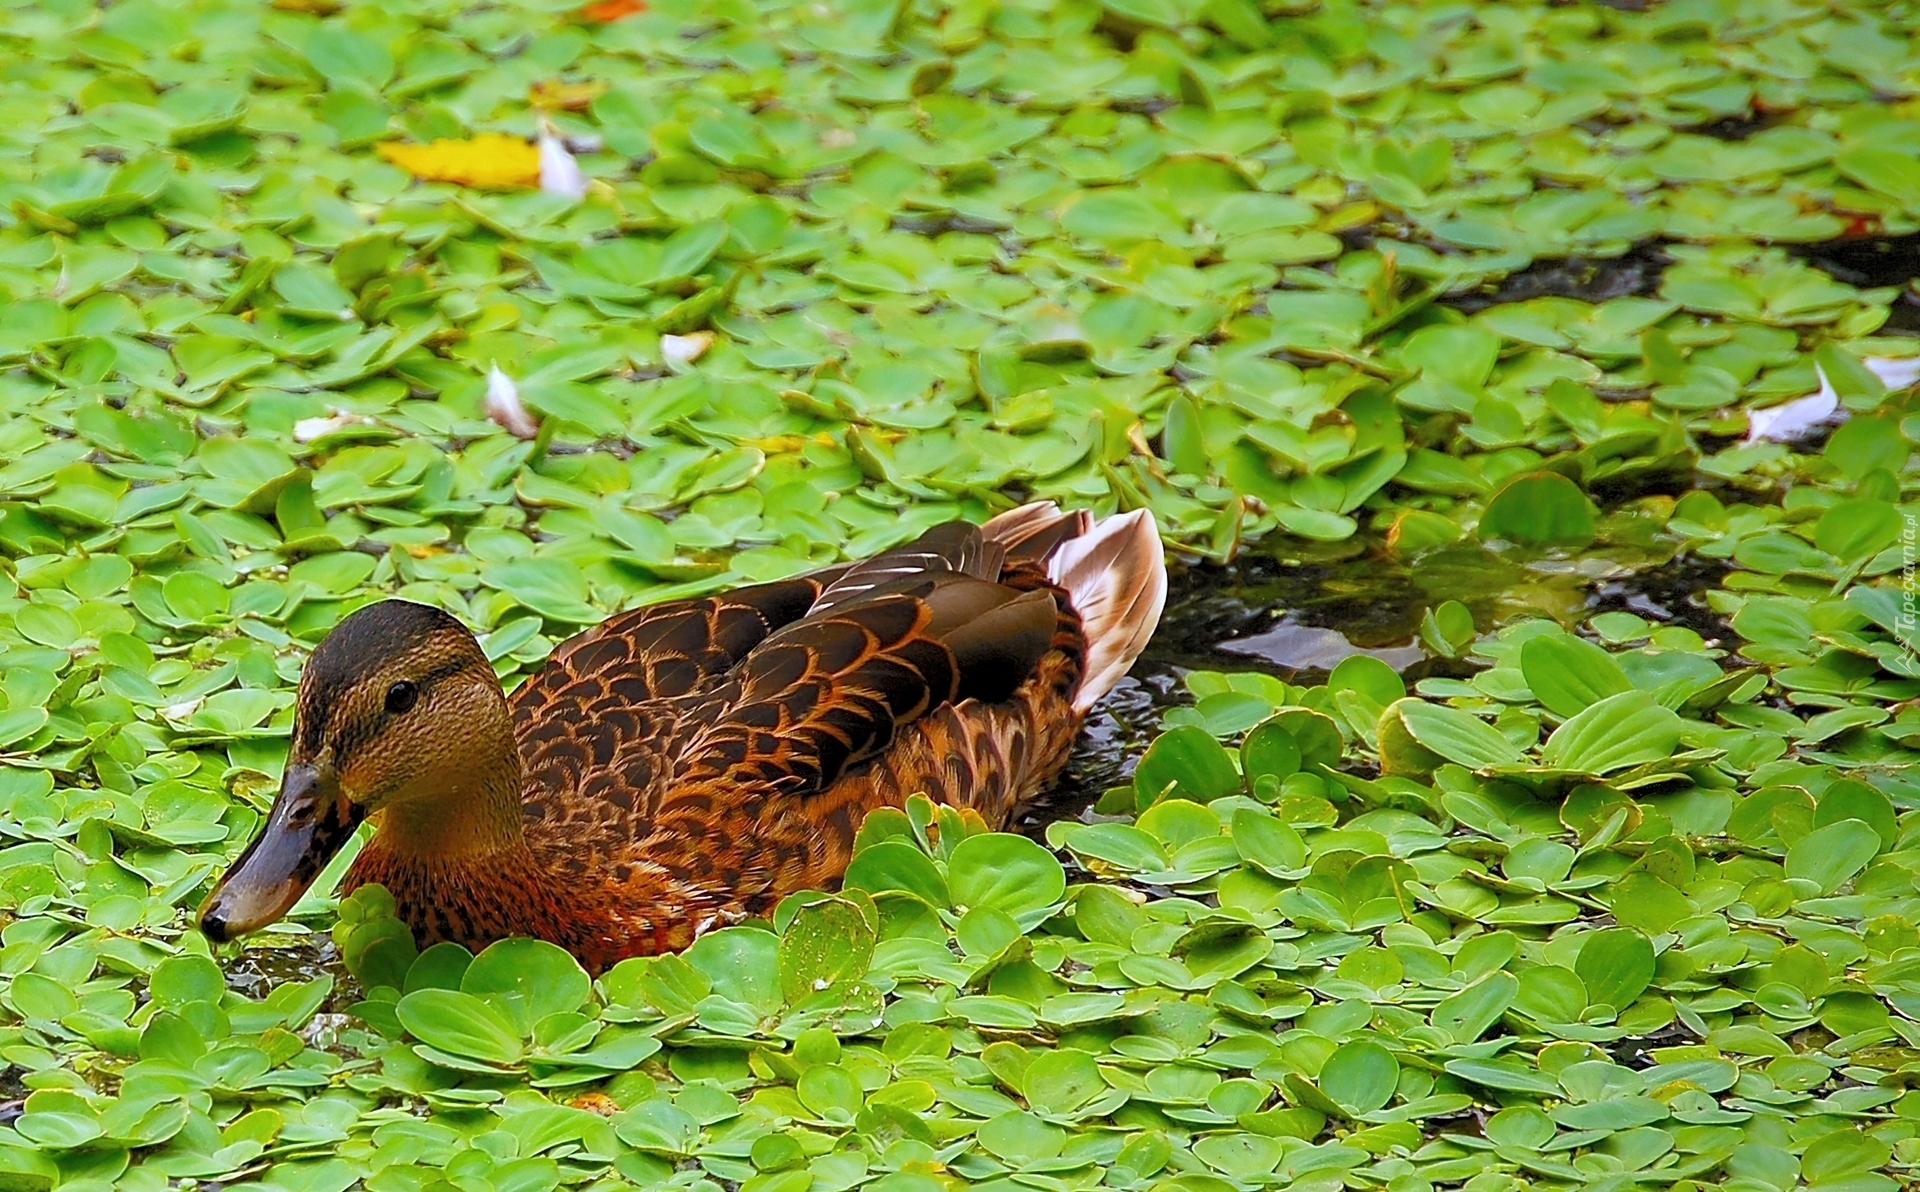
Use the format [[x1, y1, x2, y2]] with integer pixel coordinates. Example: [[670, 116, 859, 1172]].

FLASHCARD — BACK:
[[198, 503, 1166, 972]]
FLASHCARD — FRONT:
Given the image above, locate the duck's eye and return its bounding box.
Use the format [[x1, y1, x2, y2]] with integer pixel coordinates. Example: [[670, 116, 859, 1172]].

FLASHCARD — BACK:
[[384, 681, 420, 714]]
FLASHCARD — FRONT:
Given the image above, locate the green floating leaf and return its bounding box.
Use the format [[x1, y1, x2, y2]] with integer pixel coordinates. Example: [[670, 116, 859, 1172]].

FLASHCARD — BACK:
[[462, 938, 591, 1031], [1608, 873, 1694, 935], [1801, 1128, 1894, 1183], [1520, 632, 1632, 717], [1540, 691, 1684, 774], [1836, 145, 1920, 208], [685, 927, 783, 1015], [1574, 928, 1655, 1011], [844, 840, 950, 907], [1383, 698, 1525, 773], [948, 833, 1066, 922], [778, 895, 877, 1002], [1317, 1040, 1399, 1113], [978, 1110, 1065, 1164], [1135, 724, 1242, 807], [1785, 819, 1881, 895], [1241, 718, 1301, 781], [1813, 498, 1901, 562], [1232, 808, 1306, 876], [395, 988, 524, 1066], [1024, 1048, 1106, 1116], [1478, 472, 1596, 547], [1430, 971, 1518, 1044]]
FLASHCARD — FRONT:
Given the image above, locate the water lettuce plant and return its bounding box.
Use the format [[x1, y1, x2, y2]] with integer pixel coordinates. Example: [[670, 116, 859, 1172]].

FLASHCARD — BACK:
[[0, 0, 1915, 1188]]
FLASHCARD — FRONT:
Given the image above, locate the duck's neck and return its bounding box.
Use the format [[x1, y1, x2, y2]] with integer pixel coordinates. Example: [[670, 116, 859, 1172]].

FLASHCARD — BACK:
[[343, 735, 704, 970], [346, 740, 593, 951], [369, 736, 527, 861]]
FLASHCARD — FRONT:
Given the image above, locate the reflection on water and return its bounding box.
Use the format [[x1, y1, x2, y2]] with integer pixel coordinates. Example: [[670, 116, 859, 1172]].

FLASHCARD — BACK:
[[222, 932, 356, 1011], [1219, 620, 1425, 672]]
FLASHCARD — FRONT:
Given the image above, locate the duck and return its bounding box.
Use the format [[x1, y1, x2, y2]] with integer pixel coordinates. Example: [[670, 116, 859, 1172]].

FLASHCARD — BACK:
[[197, 502, 1167, 972]]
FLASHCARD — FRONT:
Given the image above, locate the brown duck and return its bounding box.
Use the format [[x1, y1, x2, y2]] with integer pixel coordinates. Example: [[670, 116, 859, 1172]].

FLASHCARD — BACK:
[[198, 503, 1166, 972]]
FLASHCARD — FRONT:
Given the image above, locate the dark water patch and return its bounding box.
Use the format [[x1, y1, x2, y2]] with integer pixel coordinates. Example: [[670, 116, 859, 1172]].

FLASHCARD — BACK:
[[1791, 233, 1920, 333], [1030, 544, 1449, 830], [1608, 1023, 1695, 1069], [1219, 622, 1425, 672], [1145, 545, 1439, 673], [1584, 458, 1713, 506], [1030, 534, 1734, 833], [1443, 243, 1670, 313], [223, 937, 355, 1009], [1589, 553, 1734, 644], [1792, 232, 1920, 289], [1684, 112, 1775, 142], [0, 1064, 25, 1125]]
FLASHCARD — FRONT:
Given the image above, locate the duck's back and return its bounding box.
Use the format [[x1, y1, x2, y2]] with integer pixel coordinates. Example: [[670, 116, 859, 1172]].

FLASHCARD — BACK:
[[503, 503, 1166, 930]]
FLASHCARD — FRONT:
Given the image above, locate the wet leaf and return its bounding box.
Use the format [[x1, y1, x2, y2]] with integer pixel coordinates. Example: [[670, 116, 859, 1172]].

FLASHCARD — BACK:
[[396, 989, 525, 1065], [949, 834, 1065, 922], [1574, 928, 1654, 1012], [1540, 692, 1684, 774], [1478, 473, 1597, 547], [1135, 724, 1242, 806], [1520, 634, 1632, 717]]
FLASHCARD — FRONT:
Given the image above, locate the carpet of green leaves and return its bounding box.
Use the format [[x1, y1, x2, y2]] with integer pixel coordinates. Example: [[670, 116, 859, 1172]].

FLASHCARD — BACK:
[[2, 0, 1920, 1189]]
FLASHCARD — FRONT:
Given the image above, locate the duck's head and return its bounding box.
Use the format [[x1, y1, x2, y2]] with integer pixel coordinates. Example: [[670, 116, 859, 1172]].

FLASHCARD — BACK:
[[198, 599, 514, 943]]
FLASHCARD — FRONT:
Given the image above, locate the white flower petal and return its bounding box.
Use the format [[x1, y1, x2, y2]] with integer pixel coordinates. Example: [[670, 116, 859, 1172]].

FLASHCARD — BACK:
[[1746, 366, 1840, 444], [1867, 355, 1920, 392], [538, 129, 588, 199], [293, 412, 372, 442], [1746, 355, 1920, 445], [486, 366, 541, 439], [661, 331, 714, 366]]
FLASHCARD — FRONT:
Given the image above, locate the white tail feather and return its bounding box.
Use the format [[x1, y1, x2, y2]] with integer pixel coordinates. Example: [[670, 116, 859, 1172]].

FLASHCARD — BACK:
[[1044, 509, 1167, 713]]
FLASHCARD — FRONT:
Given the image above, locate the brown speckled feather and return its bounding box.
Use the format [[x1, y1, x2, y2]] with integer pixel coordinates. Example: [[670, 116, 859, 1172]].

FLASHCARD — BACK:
[[507, 577, 835, 858], [340, 505, 1164, 971]]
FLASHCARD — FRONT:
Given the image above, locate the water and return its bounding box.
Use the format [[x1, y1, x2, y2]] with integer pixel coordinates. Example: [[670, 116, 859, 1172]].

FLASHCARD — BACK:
[[1029, 531, 1732, 831], [1791, 232, 1920, 332]]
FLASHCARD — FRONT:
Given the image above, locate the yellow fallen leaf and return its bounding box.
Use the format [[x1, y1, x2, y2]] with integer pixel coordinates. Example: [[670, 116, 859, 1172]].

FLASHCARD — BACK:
[[377, 134, 540, 190]]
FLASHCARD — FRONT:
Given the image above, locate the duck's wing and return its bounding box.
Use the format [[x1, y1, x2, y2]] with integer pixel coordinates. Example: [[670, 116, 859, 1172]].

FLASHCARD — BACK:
[[511, 569, 851, 718], [635, 507, 1167, 911], [505, 522, 1028, 828], [668, 555, 1061, 798], [507, 571, 853, 843], [598, 521, 1057, 910]]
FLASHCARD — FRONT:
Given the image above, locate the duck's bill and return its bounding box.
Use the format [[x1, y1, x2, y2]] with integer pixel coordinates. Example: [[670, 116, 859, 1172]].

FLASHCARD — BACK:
[[198, 764, 362, 943]]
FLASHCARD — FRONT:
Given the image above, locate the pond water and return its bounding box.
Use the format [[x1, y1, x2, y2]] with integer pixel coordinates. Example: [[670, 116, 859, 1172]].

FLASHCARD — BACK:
[[1035, 526, 1736, 834]]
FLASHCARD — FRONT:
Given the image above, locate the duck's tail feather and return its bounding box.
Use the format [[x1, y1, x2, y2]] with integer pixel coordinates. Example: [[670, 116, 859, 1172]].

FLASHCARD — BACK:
[[982, 501, 1090, 560], [986, 505, 1166, 714]]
